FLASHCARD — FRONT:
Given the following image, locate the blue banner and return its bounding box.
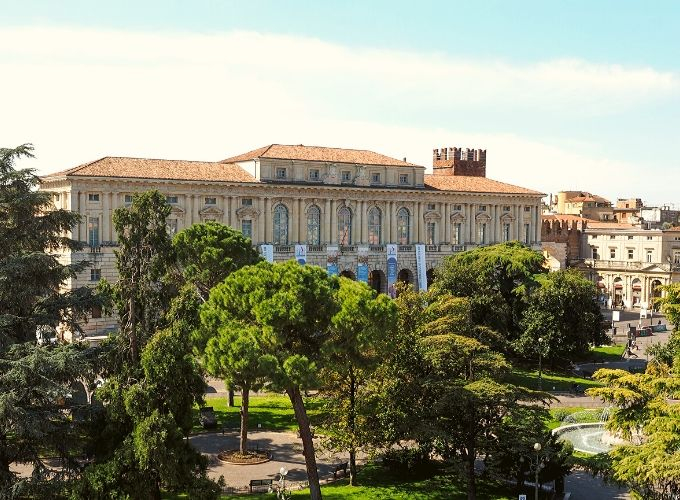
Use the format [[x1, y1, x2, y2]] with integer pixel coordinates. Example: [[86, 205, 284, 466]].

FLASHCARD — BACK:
[[327, 245, 339, 276], [260, 244, 274, 263], [357, 246, 369, 283], [295, 244, 307, 265], [386, 244, 398, 298]]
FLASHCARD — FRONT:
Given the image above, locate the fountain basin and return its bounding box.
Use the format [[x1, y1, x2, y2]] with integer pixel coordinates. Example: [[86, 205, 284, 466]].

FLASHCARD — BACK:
[[552, 422, 626, 455]]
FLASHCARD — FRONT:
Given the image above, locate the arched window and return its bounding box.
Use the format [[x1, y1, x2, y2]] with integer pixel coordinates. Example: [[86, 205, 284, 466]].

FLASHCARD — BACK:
[[337, 207, 352, 245], [368, 206, 381, 245], [307, 205, 321, 245], [273, 204, 289, 245], [397, 207, 410, 244]]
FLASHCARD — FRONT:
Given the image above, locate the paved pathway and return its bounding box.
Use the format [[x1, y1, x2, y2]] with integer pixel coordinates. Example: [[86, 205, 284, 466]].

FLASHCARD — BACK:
[[565, 470, 629, 500], [190, 430, 352, 490]]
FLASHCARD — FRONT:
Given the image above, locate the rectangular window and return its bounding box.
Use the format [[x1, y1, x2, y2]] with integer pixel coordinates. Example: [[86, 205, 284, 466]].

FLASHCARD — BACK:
[[90, 269, 101, 282], [241, 198, 253, 206], [124, 194, 133, 203], [647, 250, 653, 263], [627, 249, 634, 259], [592, 248, 599, 259], [167, 219, 178, 235], [524, 206, 531, 212], [503, 205, 511, 212], [309, 169, 320, 181], [647, 236, 653, 240], [166, 195, 178, 204], [524, 223, 531, 243], [610, 235, 616, 239], [674, 252, 680, 264], [341, 171, 351, 182], [204, 197, 217, 205], [276, 167, 287, 179], [503, 223, 511, 242], [478, 223, 487, 244], [427, 203, 436, 210], [241, 220, 253, 239], [88, 193, 100, 202], [91, 305, 102, 319], [453, 223, 462, 245], [399, 174, 409, 185], [88, 217, 99, 247], [454, 204, 462, 211], [426, 222, 436, 245], [371, 173, 381, 183], [627, 235, 634, 240], [610, 248, 616, 259], [479, 205, 487, 212]]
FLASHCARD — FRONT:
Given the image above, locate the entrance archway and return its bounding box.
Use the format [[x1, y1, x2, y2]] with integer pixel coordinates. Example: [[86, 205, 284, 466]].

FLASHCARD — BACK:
[[613, 277, 623, 307], [631, 278, 642, 308], [340, 270, 356, 280], [398, 269, 413, 285], [368, 270, 386, 294], [651, 279, 663, 308]]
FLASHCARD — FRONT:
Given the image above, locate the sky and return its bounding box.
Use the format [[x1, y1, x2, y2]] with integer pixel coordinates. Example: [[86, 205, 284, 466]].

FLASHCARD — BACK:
[[2, 0, 679, 205]]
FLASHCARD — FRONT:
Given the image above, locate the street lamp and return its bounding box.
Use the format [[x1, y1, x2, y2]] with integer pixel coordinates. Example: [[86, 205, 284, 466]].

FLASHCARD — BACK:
[[277, 466, 289, 500], [533, 442, 542, 500]]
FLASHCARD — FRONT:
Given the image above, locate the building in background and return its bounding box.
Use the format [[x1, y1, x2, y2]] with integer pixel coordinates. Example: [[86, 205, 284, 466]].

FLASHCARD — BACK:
[[553, 191, 614, 222], [639, 205, 680, 230], [40, 144, 544, 339], [613, 198, 643, 225]]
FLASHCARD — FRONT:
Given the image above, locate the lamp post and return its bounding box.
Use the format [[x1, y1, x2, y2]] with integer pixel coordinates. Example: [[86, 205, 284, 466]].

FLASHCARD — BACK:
[[277, 466, 289, 500], [533, 442, 542, 500]]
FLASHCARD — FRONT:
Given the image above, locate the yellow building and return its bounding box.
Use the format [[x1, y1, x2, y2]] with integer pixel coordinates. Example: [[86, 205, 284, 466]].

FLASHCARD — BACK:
[[40, 144, 544, 339]]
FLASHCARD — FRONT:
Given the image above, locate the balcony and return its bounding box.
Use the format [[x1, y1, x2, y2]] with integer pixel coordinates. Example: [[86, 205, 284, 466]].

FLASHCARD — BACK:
[[584, 258, 674, 272]]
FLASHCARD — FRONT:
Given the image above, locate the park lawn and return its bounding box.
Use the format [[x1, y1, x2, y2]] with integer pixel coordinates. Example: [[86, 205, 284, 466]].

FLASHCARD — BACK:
[[192, 393, 323, 433], [507, 367, 602, 392], [589, 345, 626, 362], [213, 462, 545, 500], [543, 407, 602, 431]]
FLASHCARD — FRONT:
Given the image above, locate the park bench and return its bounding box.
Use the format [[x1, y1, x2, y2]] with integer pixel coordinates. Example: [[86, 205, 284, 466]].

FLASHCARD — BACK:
[[199, 406, 217, 429], [333, 462, 348, 479], [249, 479, 273, 493]]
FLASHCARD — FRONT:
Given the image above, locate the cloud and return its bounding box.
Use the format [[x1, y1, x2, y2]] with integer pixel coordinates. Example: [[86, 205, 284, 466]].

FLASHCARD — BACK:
[[1, 26, 678, 203]]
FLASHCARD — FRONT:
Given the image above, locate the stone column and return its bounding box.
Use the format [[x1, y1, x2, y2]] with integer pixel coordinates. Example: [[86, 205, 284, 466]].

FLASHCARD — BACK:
[[264, 197, 271, 243], [298, 198, 305, 244], [230, 196, 238, 230], [324, 198, 331, 244], [468, 204, 476, 243], [444, 204, 451, 243], [330, 199, 336, 243], [389, 201, 396, 243], [222, 195, 230, 225], [257, 196, 266, 242], [111, 192, 119, 242], [355, 200, 363, 244], [415, 201, 422, 243], [517, 204, 523, 241], [193, 194, 201, 223], [360, 200, 367, 243], [79, 191, 87, 242]]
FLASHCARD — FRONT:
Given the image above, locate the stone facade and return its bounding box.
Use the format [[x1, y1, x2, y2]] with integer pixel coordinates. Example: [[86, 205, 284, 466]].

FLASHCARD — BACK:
[[40, 144, 544, 339]]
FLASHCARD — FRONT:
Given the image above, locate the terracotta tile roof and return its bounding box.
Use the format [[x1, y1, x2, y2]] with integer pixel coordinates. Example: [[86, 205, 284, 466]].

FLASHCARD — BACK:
[[42, 157, 257, 183], [563, 192, 610, 203], [424, 175, 543, 195], [221, 144, 420, 167]]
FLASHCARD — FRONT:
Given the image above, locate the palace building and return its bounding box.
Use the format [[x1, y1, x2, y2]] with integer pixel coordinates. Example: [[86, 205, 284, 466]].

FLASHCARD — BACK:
[[40, 143, 544, 339]]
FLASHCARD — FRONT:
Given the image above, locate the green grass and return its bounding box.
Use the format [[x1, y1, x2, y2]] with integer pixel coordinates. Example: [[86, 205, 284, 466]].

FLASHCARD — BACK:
[[588, 345, 626, 362], [193, 394, 323, 433], [213, 462, 546, 500], [507, 367, 602, 392]]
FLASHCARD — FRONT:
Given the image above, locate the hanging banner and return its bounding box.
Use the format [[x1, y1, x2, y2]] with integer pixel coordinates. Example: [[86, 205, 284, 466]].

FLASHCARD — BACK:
[[357, 246, 369, 283], [327, 245, 339, 276], [260, 244, 274, 263], [295, 244, 307, 265], [415, 244, 427, 292], [386, 244, 398, 298]]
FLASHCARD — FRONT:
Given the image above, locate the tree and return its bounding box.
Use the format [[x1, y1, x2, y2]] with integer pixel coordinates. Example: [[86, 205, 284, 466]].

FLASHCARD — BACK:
[[588, 363, 680, 499], [432, 242, 545, 341], [516, 269, 607, 365], [172, 221, 261, 301], [110, 190, 174, 362], [656, 282, 680, 330], [320, 278, 397, 485], [201, 261, 339, 500], [173, 221, 261, 408], [81, 192, 218, 499], [202, 324, 276, 454], [0, 144, 100, 497]]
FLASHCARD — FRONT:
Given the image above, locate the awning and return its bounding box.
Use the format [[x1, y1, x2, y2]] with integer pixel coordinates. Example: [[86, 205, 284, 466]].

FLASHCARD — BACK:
[[597, 282, 605, 288], [632, 284, 642, 291], [614, 284, 623, 289]]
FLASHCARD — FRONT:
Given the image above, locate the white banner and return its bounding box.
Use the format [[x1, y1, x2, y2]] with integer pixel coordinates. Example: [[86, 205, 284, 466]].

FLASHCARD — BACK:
[[260, 244, 274, 263], [415, 244, 427, 292], [295, 244, 307, 265]]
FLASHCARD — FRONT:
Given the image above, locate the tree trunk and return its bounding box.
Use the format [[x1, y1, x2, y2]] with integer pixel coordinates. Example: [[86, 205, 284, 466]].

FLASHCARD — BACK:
[[240, 386, 249, 455], [228, 388, 235, 407], [287, 386, 322, 500], [466, 445, 476, 500], [348, 367, 358, 486]]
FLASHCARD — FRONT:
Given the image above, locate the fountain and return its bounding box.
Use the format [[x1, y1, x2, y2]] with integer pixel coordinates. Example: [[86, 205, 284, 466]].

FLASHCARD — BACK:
[[552, 407, 627, 454]]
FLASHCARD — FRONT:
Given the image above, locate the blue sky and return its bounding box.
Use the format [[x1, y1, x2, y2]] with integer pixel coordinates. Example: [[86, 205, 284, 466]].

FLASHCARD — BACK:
[[2, 1, 679, 204]]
